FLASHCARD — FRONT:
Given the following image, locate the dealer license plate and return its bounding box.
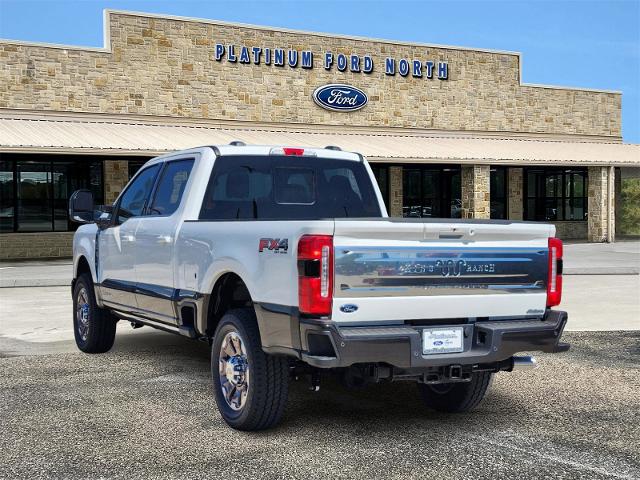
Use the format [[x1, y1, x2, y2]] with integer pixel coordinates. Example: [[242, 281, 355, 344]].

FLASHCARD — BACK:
[[422, 327, 464, 355]]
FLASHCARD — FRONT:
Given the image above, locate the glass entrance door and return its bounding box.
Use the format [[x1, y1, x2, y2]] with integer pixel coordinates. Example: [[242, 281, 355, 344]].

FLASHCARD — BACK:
[[17, 162, 52, 232], [402, 166, 460, 218]]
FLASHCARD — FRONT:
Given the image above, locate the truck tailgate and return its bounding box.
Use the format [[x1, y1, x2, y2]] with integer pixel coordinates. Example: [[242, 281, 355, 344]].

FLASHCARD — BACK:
[[331, 219, 554, 323]]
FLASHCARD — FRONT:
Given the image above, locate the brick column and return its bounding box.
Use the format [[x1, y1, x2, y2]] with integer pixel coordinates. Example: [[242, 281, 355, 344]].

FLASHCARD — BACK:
[[588, 166, 615, 242], [104, 160, 129, 205], [388, 166, 403, 217], [614, 167, 622, 239], [507, 167, 523, 220], [461, 165, 490, 219]]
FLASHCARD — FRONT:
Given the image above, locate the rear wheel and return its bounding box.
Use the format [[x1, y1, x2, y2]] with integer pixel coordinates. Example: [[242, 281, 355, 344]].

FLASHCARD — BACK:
[[418, 371, 493, 412], [72, 273, 117, 353], [211, 308, 289, 431]]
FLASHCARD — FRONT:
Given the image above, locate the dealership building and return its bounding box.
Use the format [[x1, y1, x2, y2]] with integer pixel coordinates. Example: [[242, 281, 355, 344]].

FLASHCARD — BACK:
[[1, 10, 639, 259]]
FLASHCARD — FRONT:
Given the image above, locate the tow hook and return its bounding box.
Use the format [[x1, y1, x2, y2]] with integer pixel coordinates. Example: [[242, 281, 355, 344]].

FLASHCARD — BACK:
[[511, 355, 538, 371]]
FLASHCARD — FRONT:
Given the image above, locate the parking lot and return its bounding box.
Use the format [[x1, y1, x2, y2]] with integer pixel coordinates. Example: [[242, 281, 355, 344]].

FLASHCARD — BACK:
[[1, 242, 639, 479]]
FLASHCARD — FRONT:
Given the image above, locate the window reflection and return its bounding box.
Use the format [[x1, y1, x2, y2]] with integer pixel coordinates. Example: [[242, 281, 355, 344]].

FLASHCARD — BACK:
[[17, 163, 51, 232], [0, 161, 14, 232], [0, 156, 105, 232], [490, 167, 507, 219], [402, 166, 461, 218], [524, 168, 588, 221]]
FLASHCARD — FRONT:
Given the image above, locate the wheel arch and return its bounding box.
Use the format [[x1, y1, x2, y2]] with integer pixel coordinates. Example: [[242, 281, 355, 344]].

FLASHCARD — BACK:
[[201, 271, 254, 338]]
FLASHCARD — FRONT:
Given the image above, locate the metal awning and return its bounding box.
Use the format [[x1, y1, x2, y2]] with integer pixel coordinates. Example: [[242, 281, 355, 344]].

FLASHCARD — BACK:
[[1, 111, 638, 166]]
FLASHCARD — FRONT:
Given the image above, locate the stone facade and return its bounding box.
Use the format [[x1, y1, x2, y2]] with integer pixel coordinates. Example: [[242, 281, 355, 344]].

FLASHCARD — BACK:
[[388, 166, 403, 217], [0, 232, 74, 260], [461, 165, 490, 219], [507, 167, 523, 220], [104, 160, 130, 204], [0, 11, 621, 138], [552, 221, 588, 240], [587, 166, 615, 242]]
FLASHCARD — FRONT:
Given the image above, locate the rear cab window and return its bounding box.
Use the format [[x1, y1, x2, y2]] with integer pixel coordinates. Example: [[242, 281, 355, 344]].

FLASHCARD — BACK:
[[200, 156, 382, 220]]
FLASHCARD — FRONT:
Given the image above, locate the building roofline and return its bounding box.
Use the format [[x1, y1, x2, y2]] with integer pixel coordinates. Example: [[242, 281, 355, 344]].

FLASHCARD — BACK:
[[0, 9, 623, 95]]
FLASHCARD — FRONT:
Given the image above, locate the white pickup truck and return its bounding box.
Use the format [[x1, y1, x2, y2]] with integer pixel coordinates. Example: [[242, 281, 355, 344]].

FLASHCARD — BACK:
[[69, 144, 569, 431]]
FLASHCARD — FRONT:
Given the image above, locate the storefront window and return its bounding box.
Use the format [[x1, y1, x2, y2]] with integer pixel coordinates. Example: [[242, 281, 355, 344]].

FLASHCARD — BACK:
[[524, 168, 587, 221], [17, 162, 51, 232], [0, 155, 104, 233], [0, 161, 15, 233], [490, 167, 508, 219], [402, 166, 461, 218], [370, 165, 389, 212], [128, 159, 147, 180]]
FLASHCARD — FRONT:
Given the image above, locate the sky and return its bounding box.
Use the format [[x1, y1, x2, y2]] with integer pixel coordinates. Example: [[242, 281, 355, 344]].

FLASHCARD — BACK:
[[0, 0, 638, 142]]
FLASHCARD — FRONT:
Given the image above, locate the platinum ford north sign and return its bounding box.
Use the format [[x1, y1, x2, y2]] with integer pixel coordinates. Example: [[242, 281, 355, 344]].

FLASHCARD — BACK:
[[213, 44, 449, 80], [313, 84, 368, 112]]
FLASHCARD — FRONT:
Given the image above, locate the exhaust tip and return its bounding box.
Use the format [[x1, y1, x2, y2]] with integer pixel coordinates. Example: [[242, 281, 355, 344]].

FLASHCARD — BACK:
[[511, 355, 538, 371]]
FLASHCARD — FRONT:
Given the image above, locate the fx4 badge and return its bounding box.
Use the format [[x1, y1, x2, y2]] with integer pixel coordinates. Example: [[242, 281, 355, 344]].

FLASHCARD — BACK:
[[258, 238, 289, 254]]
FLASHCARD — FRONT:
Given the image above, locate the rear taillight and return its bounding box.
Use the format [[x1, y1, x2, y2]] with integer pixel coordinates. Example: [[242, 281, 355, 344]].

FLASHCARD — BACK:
[[547, 237, 563, 307], [298, 235, 333, 316]]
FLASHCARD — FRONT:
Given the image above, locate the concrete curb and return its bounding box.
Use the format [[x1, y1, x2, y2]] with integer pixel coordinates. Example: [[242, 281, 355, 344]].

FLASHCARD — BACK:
[[563, 268, 640, 275]]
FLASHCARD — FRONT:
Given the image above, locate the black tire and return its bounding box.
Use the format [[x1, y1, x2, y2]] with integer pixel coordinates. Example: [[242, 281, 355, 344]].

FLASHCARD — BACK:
[[418, 372, 493, 413], [211, 308, 289, 431], [72, 273, 117, 353]]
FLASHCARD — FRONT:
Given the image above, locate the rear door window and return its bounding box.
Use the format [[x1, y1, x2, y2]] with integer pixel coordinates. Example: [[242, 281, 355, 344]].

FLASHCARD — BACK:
[[147, 159, 194, 216], [200, 155, 382, 220]]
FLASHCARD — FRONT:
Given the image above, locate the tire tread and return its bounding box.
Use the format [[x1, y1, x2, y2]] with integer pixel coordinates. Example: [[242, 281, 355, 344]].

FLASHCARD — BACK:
[[212, 308, 288, 431], [73, 273, 116, 354]]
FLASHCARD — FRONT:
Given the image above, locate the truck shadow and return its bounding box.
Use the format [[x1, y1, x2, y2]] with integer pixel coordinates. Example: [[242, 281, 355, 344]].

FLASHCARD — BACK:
[[106, 329, 526, 430]]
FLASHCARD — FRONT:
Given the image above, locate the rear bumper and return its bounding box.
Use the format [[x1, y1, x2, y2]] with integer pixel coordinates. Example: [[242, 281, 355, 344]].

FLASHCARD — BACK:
[[300, 310, 569, 369]]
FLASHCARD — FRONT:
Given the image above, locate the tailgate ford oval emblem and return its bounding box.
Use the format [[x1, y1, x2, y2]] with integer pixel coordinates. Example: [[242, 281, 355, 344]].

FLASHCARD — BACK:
[[340, 304, 359, 313], [313, 84, 368, 112]]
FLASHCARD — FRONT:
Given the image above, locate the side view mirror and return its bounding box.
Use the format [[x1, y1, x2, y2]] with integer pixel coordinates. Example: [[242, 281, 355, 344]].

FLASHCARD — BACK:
[[69, 189, 95, 224]]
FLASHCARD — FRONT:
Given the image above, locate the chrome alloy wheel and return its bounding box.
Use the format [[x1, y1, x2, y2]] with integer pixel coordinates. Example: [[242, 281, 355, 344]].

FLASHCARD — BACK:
[[76, 287, 90, 342], [218, 331, 250, 411]]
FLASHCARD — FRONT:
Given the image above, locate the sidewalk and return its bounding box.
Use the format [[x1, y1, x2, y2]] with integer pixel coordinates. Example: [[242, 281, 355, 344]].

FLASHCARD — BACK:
[[0, 259, 72, 288], [562, 240, 640, 275], [0, 241, 638, 288]]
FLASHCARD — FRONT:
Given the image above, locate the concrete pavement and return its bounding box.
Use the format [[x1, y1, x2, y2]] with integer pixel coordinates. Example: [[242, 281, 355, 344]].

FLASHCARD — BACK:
[[1, 330, 638, 480], [562, 241, 640, 275], [0, 243, 637, 479], [0, 258, 72, 287]]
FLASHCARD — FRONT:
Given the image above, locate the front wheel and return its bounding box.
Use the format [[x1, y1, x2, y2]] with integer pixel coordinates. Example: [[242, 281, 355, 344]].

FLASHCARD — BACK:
[[418, 371, 493, 412], [211, 308, 289, 431], [72, 273, 117, 353]]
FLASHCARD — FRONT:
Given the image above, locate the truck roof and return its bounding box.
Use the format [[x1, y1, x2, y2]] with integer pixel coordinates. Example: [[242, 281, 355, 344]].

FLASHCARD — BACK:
[[151, 144, 364, 163]]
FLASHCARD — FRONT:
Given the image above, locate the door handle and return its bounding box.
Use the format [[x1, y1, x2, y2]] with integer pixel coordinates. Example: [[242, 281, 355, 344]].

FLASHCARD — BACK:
[[122, 234, 135, 242], [156, 235, 173, 245]]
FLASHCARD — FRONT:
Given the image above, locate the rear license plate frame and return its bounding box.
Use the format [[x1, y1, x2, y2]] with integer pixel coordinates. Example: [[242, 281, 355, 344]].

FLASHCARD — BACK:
[[422, 327, 465, 355]]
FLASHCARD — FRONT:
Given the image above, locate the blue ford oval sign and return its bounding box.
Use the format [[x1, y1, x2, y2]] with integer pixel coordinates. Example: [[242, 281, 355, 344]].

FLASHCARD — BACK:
[[340, 304, 359, 313], [313, 84, 368, 112]]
